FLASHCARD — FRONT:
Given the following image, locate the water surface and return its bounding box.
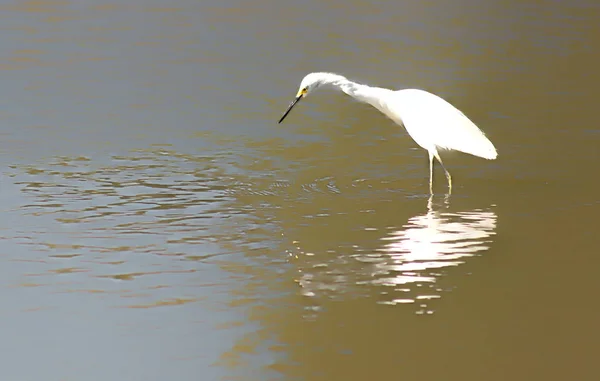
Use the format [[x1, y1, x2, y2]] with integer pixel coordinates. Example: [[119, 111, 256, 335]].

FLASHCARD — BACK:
[[0, 1, 598, 380]]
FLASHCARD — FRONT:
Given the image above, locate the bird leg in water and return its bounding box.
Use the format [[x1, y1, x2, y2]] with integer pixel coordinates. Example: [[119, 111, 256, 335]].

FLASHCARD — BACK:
[[428, 151, 434, 194], [279, 72, 497, 192], [433, 151, 452, 194]]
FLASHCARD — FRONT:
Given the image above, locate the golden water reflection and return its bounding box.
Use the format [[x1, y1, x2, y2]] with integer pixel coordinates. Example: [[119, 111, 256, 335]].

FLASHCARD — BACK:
[[295, 197, 497, 309]]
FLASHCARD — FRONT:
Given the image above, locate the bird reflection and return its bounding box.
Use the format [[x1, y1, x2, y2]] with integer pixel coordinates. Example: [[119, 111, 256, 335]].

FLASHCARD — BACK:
[[296, 195, 497, 307], [371, 195, 497, 301]]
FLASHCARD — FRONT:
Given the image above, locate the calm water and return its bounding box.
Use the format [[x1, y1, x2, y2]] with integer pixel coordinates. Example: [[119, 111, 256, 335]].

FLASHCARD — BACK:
[[0, 1, 598, 380]]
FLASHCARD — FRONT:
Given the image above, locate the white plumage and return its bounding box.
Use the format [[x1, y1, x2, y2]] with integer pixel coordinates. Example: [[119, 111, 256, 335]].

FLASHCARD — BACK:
[[278, 72, 497, 193], [386, 89, 497, 160]]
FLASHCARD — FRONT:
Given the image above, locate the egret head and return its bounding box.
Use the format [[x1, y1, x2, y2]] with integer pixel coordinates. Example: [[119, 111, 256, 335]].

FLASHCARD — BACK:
[[278, 72, 346, 123]]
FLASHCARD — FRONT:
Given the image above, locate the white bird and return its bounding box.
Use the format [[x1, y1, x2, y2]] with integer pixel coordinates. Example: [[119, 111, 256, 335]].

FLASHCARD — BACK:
[[278, 72, 497, 194]]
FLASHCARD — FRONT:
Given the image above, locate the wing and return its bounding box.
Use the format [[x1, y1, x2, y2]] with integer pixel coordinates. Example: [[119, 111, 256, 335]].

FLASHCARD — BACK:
[[383, 89, 497, 160]]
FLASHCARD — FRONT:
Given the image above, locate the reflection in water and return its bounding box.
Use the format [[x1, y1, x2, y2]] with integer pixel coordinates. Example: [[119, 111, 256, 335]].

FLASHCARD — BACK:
[[374, 197, 497, 306], [296, 196, 497, 312], [7, 148, 247, 308], [3, 147, 286, 380]]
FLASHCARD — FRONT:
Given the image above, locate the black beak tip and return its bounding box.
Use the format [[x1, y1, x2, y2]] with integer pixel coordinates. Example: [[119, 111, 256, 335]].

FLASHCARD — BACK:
[[278, 95, 302, 124]]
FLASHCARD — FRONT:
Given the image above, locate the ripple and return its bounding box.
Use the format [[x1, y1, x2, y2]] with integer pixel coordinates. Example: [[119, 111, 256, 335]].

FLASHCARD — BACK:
[[289, 197, 498, 310], [300, 176, 343, 195], [5, 148, 263, 310]]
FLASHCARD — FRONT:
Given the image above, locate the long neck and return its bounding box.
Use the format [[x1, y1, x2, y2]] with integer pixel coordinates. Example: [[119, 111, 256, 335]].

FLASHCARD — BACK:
[[327, 76, 393, 112]]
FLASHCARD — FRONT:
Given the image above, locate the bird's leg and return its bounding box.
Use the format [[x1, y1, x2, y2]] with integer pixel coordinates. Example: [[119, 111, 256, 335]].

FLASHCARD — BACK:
[[443, 192, 451, 207], [433, 152, 452, 194], [428, 151, 434, 194]]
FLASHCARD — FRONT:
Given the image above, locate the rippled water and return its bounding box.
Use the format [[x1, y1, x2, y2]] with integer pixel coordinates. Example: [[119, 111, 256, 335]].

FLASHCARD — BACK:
[[283, 191, 497, 311], [0, 1, 599, 381], [1, 148, 259, 379]]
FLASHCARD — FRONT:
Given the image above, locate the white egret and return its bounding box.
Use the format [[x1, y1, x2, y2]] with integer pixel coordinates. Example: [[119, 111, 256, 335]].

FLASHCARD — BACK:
[[278, 72, 497, 194]]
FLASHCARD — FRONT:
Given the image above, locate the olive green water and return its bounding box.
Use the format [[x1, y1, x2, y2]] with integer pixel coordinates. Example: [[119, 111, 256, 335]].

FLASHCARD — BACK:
[[0, 1, 598, 380]]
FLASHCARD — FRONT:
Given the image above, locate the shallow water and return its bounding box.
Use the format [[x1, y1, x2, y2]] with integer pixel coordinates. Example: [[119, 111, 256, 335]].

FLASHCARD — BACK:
[[0, 1, 598, 380]]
